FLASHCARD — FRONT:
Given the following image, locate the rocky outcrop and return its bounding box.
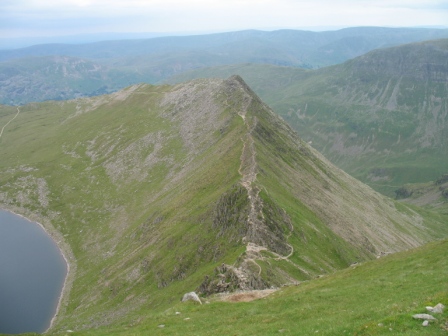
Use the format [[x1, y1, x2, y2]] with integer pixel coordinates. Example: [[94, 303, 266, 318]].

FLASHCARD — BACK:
[[197, 263, 268, 295]]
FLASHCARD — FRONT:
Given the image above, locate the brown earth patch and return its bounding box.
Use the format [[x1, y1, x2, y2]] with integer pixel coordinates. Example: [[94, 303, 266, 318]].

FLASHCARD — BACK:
[[219, 289, 277, 302]]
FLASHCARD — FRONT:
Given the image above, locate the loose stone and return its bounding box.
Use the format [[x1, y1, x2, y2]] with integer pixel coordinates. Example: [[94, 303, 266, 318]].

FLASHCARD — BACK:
[[433, 303, 445, 314], [426, 303, 445, 313], [181, 291, 202, 304], [413, 314, 436, 320]]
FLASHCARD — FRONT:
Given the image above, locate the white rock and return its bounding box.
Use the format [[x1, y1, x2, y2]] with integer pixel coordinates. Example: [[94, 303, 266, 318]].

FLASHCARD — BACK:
[[413, 314, 436, 320], [433, 303, 445, 314], [181, 291, 202, 304], [422, 320, 429, 327], [158, 324, 165, 328], [175, 311, 181, 315], [426, 306, 434, 312]]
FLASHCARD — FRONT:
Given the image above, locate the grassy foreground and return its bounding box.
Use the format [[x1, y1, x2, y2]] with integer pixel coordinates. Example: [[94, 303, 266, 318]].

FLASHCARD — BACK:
[[41, 239, 447, 336]]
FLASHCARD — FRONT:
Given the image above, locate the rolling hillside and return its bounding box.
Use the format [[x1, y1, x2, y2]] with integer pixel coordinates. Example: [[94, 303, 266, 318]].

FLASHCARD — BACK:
[[0, 77, 447, 333]]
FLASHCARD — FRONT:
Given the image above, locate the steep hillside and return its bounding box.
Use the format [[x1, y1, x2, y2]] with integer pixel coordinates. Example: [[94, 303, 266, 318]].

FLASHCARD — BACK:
[[281, 39, 448, 196], [167, 39, 448, 196], [0, 77, 446, 333], [2, 27, 448, 105]]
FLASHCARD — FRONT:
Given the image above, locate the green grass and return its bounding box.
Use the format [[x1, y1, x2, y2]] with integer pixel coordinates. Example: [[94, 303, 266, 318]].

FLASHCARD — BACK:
[[51, 239, 448, 336]]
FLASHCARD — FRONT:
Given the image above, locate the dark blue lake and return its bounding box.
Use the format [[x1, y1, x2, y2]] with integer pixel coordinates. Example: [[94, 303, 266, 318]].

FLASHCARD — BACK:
[[0, 209, 67, 334]]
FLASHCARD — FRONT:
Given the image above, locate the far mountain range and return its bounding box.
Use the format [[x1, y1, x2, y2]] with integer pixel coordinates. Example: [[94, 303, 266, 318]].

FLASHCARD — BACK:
[[1, 27, 447, 196], [1, 27, 448, 105]]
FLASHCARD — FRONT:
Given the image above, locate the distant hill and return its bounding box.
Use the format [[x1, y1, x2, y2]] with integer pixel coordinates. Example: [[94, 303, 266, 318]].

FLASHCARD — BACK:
[[0, 56, 111, 104], [1, 77, 446, 332], [167, 39, 448, 196], [2, 27, 448, 105], [395, 174, 448, 213]]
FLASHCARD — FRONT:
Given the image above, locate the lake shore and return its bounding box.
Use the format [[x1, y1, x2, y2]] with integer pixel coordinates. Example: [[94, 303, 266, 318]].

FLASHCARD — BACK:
[[0, 204, 76, 333]]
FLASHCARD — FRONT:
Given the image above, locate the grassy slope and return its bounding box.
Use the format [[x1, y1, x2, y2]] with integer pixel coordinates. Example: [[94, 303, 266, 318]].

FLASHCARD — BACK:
[[1, 77, 447, 334], [166, 39, 448, 196], [57, 239, 448, 336], [0, 81, 249, 331]]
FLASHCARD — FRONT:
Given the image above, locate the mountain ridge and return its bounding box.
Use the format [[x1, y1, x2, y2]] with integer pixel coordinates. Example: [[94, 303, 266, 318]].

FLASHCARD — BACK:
[[1, 77, 447, 332], [166, 38, 448, 196]]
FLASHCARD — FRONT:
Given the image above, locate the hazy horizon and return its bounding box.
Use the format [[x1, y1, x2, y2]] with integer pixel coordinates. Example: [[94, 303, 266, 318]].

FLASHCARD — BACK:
[[2, 0, 447, 40], [2, 25, 448, 50]]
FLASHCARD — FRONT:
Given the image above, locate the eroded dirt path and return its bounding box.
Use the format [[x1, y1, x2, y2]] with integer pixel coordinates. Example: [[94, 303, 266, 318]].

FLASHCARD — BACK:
[[238, 101, 294, 260], [237, 95, 266, 242], [0, 107, 20, 139]]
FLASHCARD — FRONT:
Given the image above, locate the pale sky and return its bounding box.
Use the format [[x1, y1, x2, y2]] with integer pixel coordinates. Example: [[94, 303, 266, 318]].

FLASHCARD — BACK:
[[1, 0, 448, 38]]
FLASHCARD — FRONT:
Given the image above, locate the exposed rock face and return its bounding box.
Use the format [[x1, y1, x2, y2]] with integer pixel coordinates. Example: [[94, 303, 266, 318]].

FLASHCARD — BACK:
[[197, 263, 268, 295]]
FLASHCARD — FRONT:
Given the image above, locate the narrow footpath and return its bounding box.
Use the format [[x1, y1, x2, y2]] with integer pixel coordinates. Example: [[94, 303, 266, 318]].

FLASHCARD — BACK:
[[0, 107, 20, 139]]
